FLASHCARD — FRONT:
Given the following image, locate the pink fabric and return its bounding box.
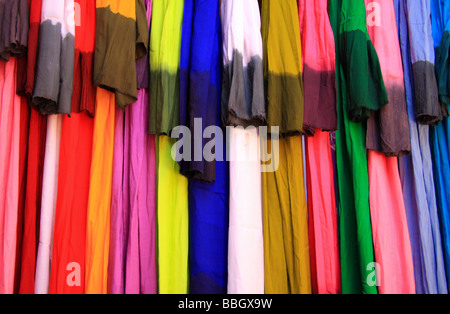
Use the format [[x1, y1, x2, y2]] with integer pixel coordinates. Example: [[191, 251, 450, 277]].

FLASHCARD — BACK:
[[368, 152, 415, 293], [0, 58, 21, 294], [108, 89, 157, 294], [305, 129, 341, 294], [365, 0, 415, 294]]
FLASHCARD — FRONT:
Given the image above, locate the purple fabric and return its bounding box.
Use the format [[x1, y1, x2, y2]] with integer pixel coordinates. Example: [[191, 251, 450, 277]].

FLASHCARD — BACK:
[[136, 0, 152, 89]]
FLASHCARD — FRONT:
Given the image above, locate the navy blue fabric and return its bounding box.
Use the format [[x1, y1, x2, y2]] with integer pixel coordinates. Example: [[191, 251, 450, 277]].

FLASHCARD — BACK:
[[180, 0, 229, 294]]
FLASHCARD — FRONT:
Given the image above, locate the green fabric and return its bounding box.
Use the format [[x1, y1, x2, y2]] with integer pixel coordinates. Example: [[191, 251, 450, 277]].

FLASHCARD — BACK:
[[149, 0, 184, 135], [330, 0, 378, 294], [337, 0, 388, 121]]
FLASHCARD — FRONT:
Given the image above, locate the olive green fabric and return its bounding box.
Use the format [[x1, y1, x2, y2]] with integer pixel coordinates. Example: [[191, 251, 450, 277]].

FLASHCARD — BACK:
[[261, 0, 304, 135], [262, 136, 311, 294]]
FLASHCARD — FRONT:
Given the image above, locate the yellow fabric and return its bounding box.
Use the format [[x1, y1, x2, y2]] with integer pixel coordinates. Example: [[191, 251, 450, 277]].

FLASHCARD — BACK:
[[262, 135, 311, 294], [85, 88, 116, 294], [96, 0, 136, 19], [157, 135, 189, 294]]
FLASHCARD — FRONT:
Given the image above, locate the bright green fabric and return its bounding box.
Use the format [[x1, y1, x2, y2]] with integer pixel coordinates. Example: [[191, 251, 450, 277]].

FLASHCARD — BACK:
[[149, 0, 184, 135], [330, 0, 378, 295]]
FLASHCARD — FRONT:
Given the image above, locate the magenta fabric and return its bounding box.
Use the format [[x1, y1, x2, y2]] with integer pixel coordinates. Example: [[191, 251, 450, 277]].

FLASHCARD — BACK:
[[108, 89, 157, 294]]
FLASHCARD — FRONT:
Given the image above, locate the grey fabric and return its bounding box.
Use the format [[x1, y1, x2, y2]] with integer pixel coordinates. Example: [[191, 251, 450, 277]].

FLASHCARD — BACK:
[[222, 49, 265, 127]]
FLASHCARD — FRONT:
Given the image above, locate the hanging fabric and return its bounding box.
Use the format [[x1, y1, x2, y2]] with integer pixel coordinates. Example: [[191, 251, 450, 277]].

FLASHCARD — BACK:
[[16, 0, 44, 293], [149, 0, 188, 294], [148, 0, 184, 136], [22, 0, 41, 98], [298, 0, 337, 136], [261, 0, 304, 136], [32, 0, 75, 115], [93, 0, 141, 109], [220, 0, 265, 295], [430, 0, 450, 291], [364, 0, 415, 294], [298, 0, 340, 295], [48, 0, 97, 294], [0, 58, 21, 294], [261, 0, 311, 294], [395, 0, 448, 294], [108, 0, 156, 295], [330, 0, 378, 294], [33, 0, 75, 294], [0, 0, 29, 61]]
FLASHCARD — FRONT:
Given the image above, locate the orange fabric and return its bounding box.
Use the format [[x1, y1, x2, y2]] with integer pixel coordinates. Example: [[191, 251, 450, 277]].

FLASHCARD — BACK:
[[85, 88, 115, 294]]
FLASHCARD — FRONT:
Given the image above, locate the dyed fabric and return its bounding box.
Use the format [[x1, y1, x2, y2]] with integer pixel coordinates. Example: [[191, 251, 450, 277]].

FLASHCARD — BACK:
[[433, 0, 450, 107], [298, 0, 337, 136], [364, 0, 415, 294], [18, 109, 47, 294], [32, 0, 75, 115], [23, 0, 41, 98], [0, 0, 29, 61], [149, 0, 184, 135], [136, 0, 152, 90], [34, 114, 63, 294], [48, 113, 93, 294], [14, 92, 30, 294], [262, 136, 311, 294], [179, 0, 220, 182], [157, 136, 189, 294], [94, 0, 141, 109], [330, 0, 377, 294], [261, 0, 304, 135], [406, 0, 443, 125], [220, 0, 265, 127], [365, 0, 410, 156], [431, 0, 450, 290], [337, 0, 388, 122], [395, 0, 448, 294], [71, 0, 96, 116], [220, 0, 264, 295], [0, 58, 21, 294], [227, 128, 264, 294], [305, 130, 341, 295], [177, 0, 229, 294], [108, 1, 156, 295], [85, 88, 115, 294], [108, 90, 157, 295]]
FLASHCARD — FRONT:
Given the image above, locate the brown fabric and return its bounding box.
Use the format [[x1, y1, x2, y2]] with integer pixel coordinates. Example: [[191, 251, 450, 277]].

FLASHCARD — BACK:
[[0, 0, 29, 61]]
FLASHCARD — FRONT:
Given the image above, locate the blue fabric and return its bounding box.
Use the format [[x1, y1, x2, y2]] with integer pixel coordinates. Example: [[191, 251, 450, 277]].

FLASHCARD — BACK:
[[406, 0, 436, 64], [431, 0, 450, 290], [180, 0, 229, 294], [395, 0, 448, 294]]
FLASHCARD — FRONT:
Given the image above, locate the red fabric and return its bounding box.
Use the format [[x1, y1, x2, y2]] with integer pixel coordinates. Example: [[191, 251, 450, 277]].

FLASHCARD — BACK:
[[23, 0, 41, 99], [14, 96, 30, 293], [71, 0, 96, 116], [18, 108, 47, 294], [49, 113, 94, 294]]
